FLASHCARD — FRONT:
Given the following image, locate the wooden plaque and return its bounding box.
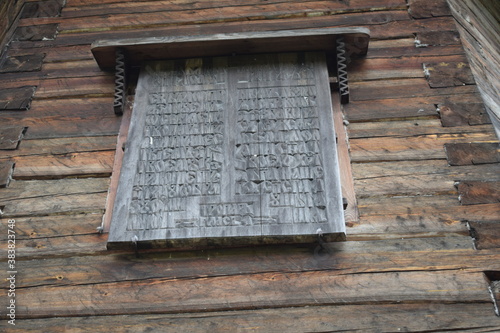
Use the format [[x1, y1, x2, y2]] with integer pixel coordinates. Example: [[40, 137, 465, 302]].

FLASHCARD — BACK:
[[108, 52, 345, 249]]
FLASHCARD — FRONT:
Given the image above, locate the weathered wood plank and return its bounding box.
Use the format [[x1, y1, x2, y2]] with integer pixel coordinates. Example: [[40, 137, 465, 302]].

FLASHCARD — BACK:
[[343, 93, 484, 122], [457, 181, 500, 205], [347, 120, 494, 138], [332, 93, 358, 222], [21, 1, 405, 33], [0, 213, 103, 241], [0, 86, 37, 110], [408, 0, 451, 18], [34, 76, 114, 99], [0, 161, 15, 188], [8, 233, 108, 259], [13, 24, 59, 41], [9, 237, 485, 288], [0, 192, 108, 218], [352, 160, 500, 182], [439, 102, 492, 126], [444, 142, 500, 166], [12, 270, 491, 318], [0, 136, 117, 158], [352, 195, 500, 237], [9, 150, 115, 179], [415, 30, 461, 46], [0, 59, 107, 84], [355, 164, 500, 198], [368, 16, 458, 39], [43, 44, 93, 62], [5, 96, 113, 117], [349, 54, 468, 82], [0, 115, 121, 139], [0, 0, 25, 52], [61, 0, 407, 18], [7, 303, 500, 333], [350, 78, 478, 102], [354, 174, 453, 198], [470, 222, 500, 250], [0, 126, 26, 150], [14, 13, 455, 49], [350, 133, 497, 162], [424, 61, 476, 88], [21, 0, 64, 19], [0, 177, 110, 202], [368, 38, 464, 58], [0, 54, 45, 73], [21, 12, 451, 47], [448, 0, 500, 137], [343, 96, 438, 122]]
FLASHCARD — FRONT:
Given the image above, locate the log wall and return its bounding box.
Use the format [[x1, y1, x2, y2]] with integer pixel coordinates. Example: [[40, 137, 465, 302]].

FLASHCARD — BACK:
[[1, 0, 499, 331], [448, 0, 500, 138]]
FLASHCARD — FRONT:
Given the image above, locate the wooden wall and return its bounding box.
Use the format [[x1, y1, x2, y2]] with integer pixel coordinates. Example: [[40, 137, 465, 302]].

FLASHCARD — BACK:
[[0, 0, 25, 53], [448, 0, 500, 138], [1, 0, 500, 331]]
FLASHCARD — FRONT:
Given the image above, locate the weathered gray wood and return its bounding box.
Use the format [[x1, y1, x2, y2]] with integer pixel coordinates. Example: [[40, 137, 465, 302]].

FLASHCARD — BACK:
[[13, 24, 59, 41], [424, 61, 476, 88], [108, 52, 345, 248], [457, 181, 500, 205], [0, 86, 36, 110], [7, 303, 500, 333], [0, 54, 45, 73], [439, 102, 491, 126], [0, 126, 26, 150], [444, 142, 500, 165], [91, 27, 370, 70], [0, 161, 15, 188]]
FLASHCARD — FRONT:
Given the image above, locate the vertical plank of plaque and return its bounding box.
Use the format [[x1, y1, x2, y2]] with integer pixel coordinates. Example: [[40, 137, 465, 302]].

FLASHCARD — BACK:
[[113, 48, 127, 115], [332, 91, 359, 224], [336, 36, 350, 104], [102, 93, 133, 233]]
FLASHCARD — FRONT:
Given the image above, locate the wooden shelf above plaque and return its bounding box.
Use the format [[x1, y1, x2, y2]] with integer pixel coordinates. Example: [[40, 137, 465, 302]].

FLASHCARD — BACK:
[[91, 27, 370, 70]]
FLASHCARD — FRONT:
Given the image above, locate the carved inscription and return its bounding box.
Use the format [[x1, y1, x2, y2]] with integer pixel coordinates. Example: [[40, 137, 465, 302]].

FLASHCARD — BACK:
[[128, 60, 226, 231], [108, 52, 345, 246]]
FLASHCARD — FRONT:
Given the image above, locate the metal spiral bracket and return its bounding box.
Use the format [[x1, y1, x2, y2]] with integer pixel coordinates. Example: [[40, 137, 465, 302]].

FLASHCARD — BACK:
[[336, 36, 350, 104], [113, 48, 127, 115]]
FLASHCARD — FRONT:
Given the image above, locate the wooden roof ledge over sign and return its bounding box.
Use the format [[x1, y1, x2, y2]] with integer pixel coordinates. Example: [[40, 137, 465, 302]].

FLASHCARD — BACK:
[[91, 27, 370, 70]]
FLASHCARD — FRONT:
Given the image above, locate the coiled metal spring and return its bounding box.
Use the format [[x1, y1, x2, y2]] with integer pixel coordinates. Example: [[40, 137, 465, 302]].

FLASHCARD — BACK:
[[113, 48, 126, 115], [336, 37, 349, 104]]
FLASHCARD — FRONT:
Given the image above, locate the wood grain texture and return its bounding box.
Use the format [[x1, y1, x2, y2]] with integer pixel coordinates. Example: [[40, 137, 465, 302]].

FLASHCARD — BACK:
[[439, 102, 492, 126], [408, 0, 451, 18], [424, 61, 476, 88], [444, 142, 500, 165], [0, 161, 15, 188], [0, 213, 103, 241], [457, 181, 500, 205], [0, 86, 36, 110], [13, 23, 59, 41], [0, 191, 108, 218], [448, 0, 500, 137], [12, 270, 492, 318], [0, 54, 45, 73], [0, 0, 25, 52], [0, 126, 26, 150], [20, 0, 64, 19], [6, 303, 500, 333], [470, 222, 500, 249], [0, 135, 117, 158], [415, 30, 462, 46], [10, 150, 115, 179], [350, 132, 497, 162]]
